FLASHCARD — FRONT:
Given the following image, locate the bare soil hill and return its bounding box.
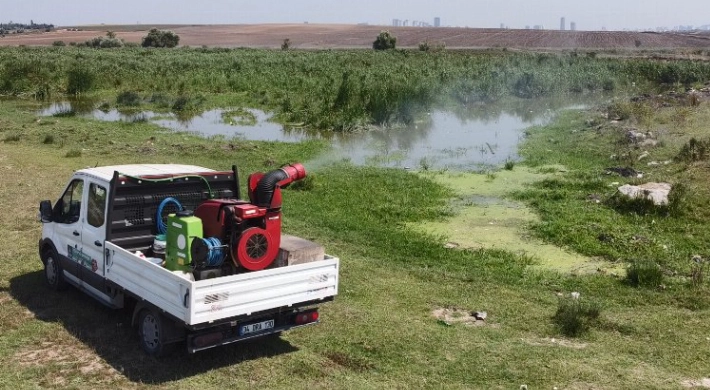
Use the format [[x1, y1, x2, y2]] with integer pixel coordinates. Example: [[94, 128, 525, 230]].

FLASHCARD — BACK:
[[2, 23, 710, 49]]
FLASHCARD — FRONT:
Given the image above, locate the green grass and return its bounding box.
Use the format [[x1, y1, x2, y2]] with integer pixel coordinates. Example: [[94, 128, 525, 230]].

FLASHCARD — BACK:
[[2, 63, 710, 389], [515, 101, 710, 275]]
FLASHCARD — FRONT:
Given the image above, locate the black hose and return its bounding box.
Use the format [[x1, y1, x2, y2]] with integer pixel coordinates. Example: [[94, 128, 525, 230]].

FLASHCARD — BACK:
[[254, 169, 288, 208]]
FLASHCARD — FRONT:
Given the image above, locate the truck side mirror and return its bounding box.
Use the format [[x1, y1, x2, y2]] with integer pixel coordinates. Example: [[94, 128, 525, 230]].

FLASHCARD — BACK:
[[39, 200, 53, 223]]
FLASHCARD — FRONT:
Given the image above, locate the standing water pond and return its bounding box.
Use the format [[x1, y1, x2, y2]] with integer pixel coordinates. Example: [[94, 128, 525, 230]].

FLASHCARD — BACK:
[[39, 94, 607, 170]]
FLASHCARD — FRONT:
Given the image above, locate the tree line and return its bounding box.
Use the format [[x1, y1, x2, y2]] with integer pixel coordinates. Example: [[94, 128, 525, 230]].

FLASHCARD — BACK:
[[0, 21, 54, 35]]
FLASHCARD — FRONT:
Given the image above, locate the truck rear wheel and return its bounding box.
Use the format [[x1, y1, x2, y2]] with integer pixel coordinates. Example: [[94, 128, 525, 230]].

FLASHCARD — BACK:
[[43, 251, 67, 291], [138, 308, 173, 357]]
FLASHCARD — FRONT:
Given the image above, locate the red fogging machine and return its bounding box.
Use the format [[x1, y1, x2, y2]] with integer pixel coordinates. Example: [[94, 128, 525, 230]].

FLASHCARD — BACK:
[[191, 163, 307, 272]]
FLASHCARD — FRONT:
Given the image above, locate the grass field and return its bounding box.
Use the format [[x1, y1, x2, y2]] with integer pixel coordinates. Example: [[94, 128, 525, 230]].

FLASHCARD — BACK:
[[2, 49, 710, 389]]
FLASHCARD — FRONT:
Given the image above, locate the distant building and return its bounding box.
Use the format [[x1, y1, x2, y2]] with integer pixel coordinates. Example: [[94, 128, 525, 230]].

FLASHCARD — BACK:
[[570, 22, 576, 31], [534, 25, 544, 30], [403, 19, 409, 27], [500, 23, 505, 29], [392, 19, 400, 27], [560, 17, 566, 31], [434, 17, 441, 27], [525, 25, 530, 29]]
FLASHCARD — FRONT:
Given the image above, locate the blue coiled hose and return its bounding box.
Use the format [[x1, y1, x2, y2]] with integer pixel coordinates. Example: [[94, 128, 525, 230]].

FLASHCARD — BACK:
[[156, 197, 183, 235], [197, 237, 225, 268]]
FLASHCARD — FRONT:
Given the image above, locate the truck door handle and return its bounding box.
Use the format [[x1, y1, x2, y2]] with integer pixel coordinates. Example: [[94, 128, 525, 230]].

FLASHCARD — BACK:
[[94, 240, 103, 247], [73, 231, 80, 236]]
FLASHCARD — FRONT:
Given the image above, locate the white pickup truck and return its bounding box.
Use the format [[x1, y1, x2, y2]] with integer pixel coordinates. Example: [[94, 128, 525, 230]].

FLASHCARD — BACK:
[[38, 164, 339, 356]]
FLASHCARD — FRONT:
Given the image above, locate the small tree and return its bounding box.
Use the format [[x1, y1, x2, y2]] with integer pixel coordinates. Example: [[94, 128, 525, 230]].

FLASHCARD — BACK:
[[142, 28, 180, 48], [373, 30, 396, 50], [281, 38, 291, 50]]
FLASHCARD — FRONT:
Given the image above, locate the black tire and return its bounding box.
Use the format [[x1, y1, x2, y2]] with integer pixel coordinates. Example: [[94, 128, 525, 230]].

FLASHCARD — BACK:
[[43, 251, 67, 291], [137, 308, 172, 357]]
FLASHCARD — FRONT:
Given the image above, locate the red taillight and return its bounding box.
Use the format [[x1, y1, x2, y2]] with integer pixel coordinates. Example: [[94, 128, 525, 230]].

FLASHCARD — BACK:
[[294, 310, 319, 325]]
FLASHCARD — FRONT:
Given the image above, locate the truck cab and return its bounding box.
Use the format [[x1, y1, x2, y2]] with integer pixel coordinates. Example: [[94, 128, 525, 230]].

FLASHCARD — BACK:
[[38, 164, 339, 355]]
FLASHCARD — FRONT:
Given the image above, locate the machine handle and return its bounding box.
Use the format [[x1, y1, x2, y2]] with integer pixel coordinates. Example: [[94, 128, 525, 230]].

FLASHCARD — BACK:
[[94, 240, 102, 247], [73, 231, 80, 236]]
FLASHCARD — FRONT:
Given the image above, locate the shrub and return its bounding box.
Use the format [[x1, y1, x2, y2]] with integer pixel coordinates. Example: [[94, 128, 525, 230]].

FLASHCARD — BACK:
[[373, 30, 396, 50], [553, 294, 601, 337], [65, 149, 82, 158], [116, 91, 142, 106], [676, 137, 710, 162], [626, 259, 664, 288], [3, 133, 21, 142], [281, 38, 291, 50], [691, 256, 707, 287], [0, 60, 50, 95], [66, 66, 94, 95], [172, 95, 204, 112], [504, 160, 515, 170], [149, 93, 172, 108], [514, 72, 549, 98], [602, 79, 616, 91], [85, 33, 124, 48], [142, 28, 180, 48], [52, 40, 65, 47], [42, 134, 55, 144], [419, 40, 446, 52]]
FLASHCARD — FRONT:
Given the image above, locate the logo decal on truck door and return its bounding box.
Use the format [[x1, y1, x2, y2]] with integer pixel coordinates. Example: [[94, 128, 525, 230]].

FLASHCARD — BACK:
[[68, 246, 97, 272]]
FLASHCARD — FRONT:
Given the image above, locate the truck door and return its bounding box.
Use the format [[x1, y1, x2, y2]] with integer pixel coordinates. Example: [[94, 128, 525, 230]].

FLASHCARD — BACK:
[[79, 180, 108, 295], [51, 178, 84, 283]]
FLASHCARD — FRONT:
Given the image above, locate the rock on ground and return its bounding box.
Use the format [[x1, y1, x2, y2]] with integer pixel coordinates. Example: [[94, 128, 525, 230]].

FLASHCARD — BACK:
[[617, 182, 672, 206]]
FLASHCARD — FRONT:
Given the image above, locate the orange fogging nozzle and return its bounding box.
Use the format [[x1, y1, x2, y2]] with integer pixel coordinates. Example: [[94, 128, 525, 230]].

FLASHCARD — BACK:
[[282, 163, 307, 181]]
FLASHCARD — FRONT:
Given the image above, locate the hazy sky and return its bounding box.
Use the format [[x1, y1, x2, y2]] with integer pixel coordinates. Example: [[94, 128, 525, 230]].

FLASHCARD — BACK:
[[1, 0, 707, 31]]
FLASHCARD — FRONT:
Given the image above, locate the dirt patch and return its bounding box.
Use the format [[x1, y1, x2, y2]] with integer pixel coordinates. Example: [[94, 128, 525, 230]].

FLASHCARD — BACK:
[[432, 307, 488, 327], [15, 341, 123, 384], [323, 351, 374, 372], [522, 337, 588, 349], [682, 378, 710, 388], [2, 24, 710, 49], [0, 293, 11, 305]]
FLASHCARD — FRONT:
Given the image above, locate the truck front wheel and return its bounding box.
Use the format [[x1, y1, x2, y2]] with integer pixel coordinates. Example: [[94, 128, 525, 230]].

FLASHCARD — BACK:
[[137, 308, 174, 357], [43, 251, 67, 291]]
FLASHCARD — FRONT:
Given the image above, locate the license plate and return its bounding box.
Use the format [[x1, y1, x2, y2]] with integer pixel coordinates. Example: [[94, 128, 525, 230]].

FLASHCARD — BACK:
[[240, 319, 274, 336]]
